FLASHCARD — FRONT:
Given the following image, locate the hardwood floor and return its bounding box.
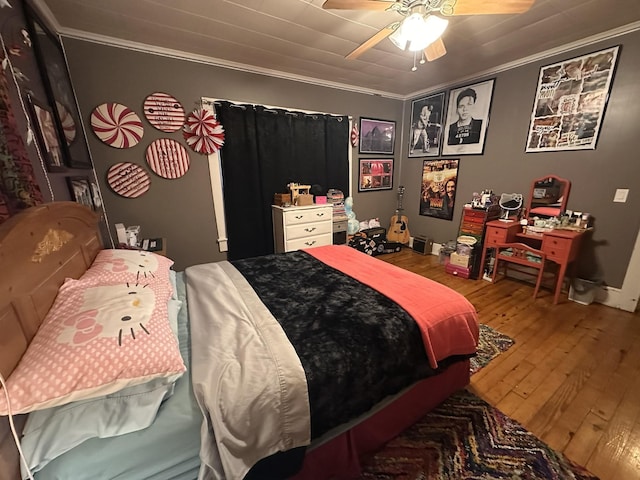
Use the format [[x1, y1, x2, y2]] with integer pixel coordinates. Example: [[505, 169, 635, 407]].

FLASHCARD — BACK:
[[379, 248, 640, 480]]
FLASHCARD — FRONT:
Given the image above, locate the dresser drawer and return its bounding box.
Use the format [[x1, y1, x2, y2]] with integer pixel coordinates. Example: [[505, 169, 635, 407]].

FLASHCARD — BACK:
[[461, 222, 484, 235], [542, 235, 572, 261], [284, 208, 331, 225], [286, 233, 333, 251], [286, 220, 332, 240]]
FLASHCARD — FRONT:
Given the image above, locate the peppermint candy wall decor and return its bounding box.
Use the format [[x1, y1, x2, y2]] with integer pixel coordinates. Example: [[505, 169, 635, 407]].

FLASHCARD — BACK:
[[183, 107, 225, 154], [143, 92, 185, 132], [91, 103, 144, 148], [146, 138, 190, 179], [107, 162, 151, 198]]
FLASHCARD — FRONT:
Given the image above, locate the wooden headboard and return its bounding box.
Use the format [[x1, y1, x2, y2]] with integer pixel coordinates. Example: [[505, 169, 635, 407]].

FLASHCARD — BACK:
[[0, 202, 103, 379], [0, 202, 102, 479]]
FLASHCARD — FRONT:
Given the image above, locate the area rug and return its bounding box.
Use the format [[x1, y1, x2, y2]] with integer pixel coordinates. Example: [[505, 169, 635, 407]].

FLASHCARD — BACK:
[[358, 326, 598, 480], [470, 323, 515, 375], [359, 390, 598, 479]]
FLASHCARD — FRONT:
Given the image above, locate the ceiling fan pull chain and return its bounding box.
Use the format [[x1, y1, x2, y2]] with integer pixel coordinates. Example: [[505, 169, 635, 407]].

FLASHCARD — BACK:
[[412, 51, 418, 71], [420, 50, 426, 65]]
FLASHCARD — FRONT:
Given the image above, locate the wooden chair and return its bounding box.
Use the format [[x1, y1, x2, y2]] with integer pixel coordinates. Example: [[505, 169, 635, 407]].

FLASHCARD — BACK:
[[491, 242, 547, 299]]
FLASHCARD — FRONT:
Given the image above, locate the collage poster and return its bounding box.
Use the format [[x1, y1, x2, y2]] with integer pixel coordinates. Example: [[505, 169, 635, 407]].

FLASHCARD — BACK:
[[526, 45, 620, 152], [420, 159, 459, 220]]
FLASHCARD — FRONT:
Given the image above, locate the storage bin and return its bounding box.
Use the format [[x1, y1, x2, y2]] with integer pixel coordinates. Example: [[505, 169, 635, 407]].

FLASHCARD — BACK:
[[568, 278, 599, 305]]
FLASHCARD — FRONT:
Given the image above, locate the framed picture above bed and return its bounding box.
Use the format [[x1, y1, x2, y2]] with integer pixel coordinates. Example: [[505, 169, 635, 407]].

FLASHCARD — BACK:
[[66, 176, 95, 210], [408, 92, 445, 158], [442, 79, 495, 156], [525, 45, 620, 152], [358, 158, 394, 192], [24, 3, 93, 169], [25, 94, 66, 172], [359, 117, 396, 155]]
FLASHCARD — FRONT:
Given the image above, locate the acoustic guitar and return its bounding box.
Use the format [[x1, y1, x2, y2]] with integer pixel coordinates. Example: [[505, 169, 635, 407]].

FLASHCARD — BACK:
[[387, 186, 410, 244]]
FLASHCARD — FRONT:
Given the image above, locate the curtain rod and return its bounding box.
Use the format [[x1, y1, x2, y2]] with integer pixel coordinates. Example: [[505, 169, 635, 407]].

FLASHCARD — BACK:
[[200, 96, 351, 120]]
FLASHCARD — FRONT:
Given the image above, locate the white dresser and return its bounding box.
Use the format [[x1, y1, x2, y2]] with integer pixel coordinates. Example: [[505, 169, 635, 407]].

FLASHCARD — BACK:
[[272, 204, 333, 253]]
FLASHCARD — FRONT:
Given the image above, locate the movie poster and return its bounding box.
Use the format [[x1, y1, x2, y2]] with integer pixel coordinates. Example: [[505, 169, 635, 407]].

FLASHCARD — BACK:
[[420, 159, 459, 221], [525, 45, 620, 152]]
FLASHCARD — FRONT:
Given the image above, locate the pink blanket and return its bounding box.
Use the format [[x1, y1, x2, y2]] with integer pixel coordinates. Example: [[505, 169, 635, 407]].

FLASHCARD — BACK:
[[306, 245, 479, 368]]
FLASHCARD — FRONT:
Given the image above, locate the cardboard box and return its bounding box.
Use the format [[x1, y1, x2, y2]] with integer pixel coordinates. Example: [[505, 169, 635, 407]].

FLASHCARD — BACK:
[[296, 194, 314, 206], [450, 252, 470, 268]]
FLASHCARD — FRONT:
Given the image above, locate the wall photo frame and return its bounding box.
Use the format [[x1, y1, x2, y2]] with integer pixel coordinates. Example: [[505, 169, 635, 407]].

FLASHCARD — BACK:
[[442, 79, 495, 156], [66, 176, 95, 210], [26, 94, 65, 172], [358, 158, 393, 192], [359, 118, 396, 155], [408, 92, 445, 157], [419, 159, 459, 220], [525, 45, 620, 152], [24, 3, 93, 169]]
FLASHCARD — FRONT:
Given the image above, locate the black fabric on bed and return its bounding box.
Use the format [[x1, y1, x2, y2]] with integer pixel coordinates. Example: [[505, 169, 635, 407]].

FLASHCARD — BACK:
[[231, 250, 445, 440]]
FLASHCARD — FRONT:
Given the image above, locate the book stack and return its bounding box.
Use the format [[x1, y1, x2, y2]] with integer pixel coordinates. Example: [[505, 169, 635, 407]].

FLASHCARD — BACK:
[[327, 189, 347, 221]]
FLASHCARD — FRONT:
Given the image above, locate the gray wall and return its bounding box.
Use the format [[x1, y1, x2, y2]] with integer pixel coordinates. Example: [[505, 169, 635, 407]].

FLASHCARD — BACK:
[[63, 40, 403, 271], [401, 32, 640, 289], [64, 32, 640, 288]]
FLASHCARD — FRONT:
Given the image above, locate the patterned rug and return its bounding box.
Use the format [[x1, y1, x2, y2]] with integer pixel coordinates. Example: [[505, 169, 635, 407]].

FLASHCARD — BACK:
[[359, 326, 599, 479], [470, 324, 515, 375]]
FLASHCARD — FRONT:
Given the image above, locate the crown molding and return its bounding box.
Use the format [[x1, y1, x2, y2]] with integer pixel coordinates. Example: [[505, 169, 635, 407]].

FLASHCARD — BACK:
[[28, 0, 640, 102], [406, 20, 640, 100]]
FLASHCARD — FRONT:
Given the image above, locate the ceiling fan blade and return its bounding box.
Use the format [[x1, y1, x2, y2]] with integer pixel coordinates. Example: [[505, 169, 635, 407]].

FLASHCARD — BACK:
[[346, 24, 396, 59], [424, 37, 446, 61], [322, 0, 396, 11], [449, 0, 535, 15]]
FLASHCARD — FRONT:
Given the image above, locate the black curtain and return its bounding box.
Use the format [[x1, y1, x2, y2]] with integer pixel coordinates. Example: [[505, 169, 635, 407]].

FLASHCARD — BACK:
[[216, 102, 349, 260]]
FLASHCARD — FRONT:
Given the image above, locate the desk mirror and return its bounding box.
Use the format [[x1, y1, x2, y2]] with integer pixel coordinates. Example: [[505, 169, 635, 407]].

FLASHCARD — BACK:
[[528, 175, 571, 219]]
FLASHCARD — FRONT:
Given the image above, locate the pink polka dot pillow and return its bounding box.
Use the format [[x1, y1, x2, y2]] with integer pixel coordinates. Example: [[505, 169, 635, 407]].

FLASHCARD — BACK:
[[0, 272, 185, 415], [81, 249, 174, 286]]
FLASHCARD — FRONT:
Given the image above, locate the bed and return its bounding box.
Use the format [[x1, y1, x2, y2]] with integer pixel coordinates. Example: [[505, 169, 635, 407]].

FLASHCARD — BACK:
[[0, 202, 479, 480]]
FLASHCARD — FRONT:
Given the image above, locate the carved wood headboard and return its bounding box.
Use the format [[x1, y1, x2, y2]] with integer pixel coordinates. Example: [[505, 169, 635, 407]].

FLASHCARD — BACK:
[[0, 202, 103, 379], [0, 202, 103, 477]]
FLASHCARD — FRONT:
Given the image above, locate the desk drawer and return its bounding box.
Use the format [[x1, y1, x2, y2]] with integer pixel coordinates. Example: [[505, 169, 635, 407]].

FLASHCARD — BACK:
[[485, 226, 510, 245], [542, 235, 572, 261]]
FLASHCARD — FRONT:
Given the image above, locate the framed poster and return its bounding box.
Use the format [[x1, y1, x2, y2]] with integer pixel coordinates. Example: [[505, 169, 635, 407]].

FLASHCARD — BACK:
[[358, 158, 393, 192], [442, 79, 495, 156], [66, 176, 95, 210], [26, 94, 65, 172], [525, 45, 620, 152], [408, 92, 445, 157], [24, 3, 93, 169], [359, 118, 395, 155], [419, 159, 459, 220]]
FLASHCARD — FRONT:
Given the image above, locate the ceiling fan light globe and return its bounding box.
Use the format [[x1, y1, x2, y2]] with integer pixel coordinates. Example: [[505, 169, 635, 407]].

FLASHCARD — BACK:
[[390, 14, 448, 52]]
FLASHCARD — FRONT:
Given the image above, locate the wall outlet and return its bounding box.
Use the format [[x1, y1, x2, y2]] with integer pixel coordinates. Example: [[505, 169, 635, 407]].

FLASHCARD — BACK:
[[614, 188, 629, 203]]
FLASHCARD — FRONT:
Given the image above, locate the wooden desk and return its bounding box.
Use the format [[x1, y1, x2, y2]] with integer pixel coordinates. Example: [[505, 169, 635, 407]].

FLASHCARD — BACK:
[[480, 220, 585, 304]]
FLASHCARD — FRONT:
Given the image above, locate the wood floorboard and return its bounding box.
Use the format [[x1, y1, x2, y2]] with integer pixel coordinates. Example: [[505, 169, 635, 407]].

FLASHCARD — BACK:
[[378, 247, 640, 480]]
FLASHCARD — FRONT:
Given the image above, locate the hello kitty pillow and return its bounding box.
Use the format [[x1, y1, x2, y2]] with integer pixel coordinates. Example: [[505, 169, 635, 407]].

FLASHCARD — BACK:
[[0, 275, 185, 415], [81, 249, 174, 286]]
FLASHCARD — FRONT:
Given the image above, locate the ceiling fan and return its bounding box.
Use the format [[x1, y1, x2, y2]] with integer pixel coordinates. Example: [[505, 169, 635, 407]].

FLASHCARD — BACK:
[[323, 0, 535, 64]]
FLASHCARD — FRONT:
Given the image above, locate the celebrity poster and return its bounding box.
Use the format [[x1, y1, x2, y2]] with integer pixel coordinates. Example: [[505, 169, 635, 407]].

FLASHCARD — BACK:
[[442, 79, 494, 156], [420, 159, 459, 220], [525, 45, 620, 152], [408, 92, 445, 158]]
